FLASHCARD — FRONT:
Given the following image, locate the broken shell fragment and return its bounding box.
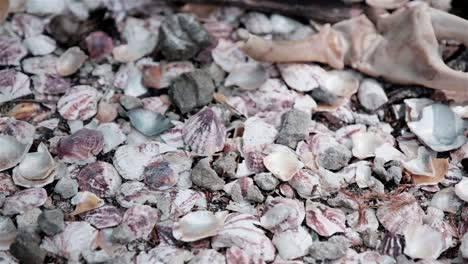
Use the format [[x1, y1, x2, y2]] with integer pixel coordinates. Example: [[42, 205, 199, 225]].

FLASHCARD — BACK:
[[128, 108, 174, 137], [189, 249, 225, 264], [408, 104, 467, 152], [173, 210, 227, 242], [56, 47, 88, 76], [57, 86, 100, 120], [403, 223, 445, 260], [112, 204, 159, 242], [0, 69, 31, 104], [305, 201, 346, 237], [351, 131, 384, 159], [211, 39, 247, 72], [32, 74, 70, 95], [70, 191, 104, 216], [143, 160, 178, 190], [57, 128, 104, 164], [260, 197, 305, 232], [224, 63, 267, 90], [0, 36, 27, 66], [81, 205, 123, 229], [12, 143, 57, 188], [183, 107, 226, 156], [0, 135, 30, 172], [76, 161, 122, 197], [2, 188, 47, 215], [278, 63, 325, 92], [376, 193, 424, 235], [273, 226, 312, 260], [455, 177, 468, 202], [263, 149, 304, 181], [366, 0, 408, 9]]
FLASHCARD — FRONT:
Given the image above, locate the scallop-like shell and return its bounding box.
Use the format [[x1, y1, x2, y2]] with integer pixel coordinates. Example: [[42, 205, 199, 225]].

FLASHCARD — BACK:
[[278, 63, 326, 92], [85, 31, 114, 61], [212, 213, 275, 262], [408, 104, 467, 152], [41, 222, 98, 263], [57, 128, 104, 164], [156, 188, 206, 221], [173, 211, 227, 242], [58, 85, 100, 120], [128, 108, 174, 137], [32, 74, 70, 95], [113, 141, 177, 181], [0, 37, 27, 66], [305, 201, 346, 237], [0, 216, 16, 251], [12, 143, 57, 188], [0, 69, 31, 104], [183, 107, 226, 156], [260, 197, 305, 232], [351, 131, 384, 159], [378, 232, 403, 257], [143, 160, 178, 190], [263, 149, 304, 181], [112, 204, 160, 242], [376, 193, 424, 235], [70, 191, 104, 216], [82, 205, 123, 229], [2, 187, 47, 215], [76, 161, 122, 197], [272, 226, 312, 260], [56, 47, 88, 76]]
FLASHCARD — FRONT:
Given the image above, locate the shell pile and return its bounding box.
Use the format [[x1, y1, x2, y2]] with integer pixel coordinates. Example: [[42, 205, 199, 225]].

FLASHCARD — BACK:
[[0, 1, 467, 263]]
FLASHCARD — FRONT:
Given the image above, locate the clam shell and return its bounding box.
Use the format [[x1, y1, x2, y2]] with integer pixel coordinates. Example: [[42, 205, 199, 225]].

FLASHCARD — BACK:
[[32, 74, 70, 95], [2, 187, 47, 215], [113, 141, 177, 181], [0, 69, 31, 104], [376, 193, 424, 235], [173, 210, 227, 242], [56, 47, 88, 76], [305, 201, 346, 237], [128, 108, 174, 137], [263, 149, 304, 181], [57, 128, 104, 164], [82, 205, 123, 229], [0, 37, 27, 66], [76, 161, 122, 197], [41, 222, 98, 263], [57, 85, 100, 120], [260, 197, 305, 232], [70, 191, 104, 215], [212, 213, 275, 262], [183, 107, 226, 156], [113, 204, 160, 242], [278, 63, 326, 92], [143, 160, 178, 190], [12, 143, 57, 188], [408, 104, 467, 152]]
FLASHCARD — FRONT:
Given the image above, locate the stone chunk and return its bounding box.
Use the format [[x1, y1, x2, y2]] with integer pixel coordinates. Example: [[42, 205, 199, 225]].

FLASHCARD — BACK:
[[169, 69, 215, 113], [159, 14, 212, 60], [38, 209, 65, 236], [10, 229, 46, 264], [316, 145, 352, 171], [213, 152, 238, 178], [254, 173, 279, 191], [308, 239, 348, 260], [276, 109, 311, 149], [191, 158, 225, 191]]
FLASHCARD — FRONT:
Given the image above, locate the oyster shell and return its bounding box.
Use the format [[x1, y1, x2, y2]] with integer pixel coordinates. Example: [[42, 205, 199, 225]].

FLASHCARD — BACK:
[[2, 187, 47, 215], [305, 201, 346, 237], [173, 210, 227, 242], [12, 143, 57, 188], [57, 85, 100, 120], [408, 104, 467, 152], [183, 107, 226, 156], [263, 148, 304, 181], [76, 161, 122, 197], [0, 69, 31, 104], [57, 128, 104, 164]]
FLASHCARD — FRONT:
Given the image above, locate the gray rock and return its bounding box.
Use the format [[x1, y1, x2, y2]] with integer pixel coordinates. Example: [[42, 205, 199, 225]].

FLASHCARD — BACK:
[[461, 233, 468, 259], [10, 229, 46, 264], [316, 145, 352, 171], [358, 79, 388, 111], [363, 230, 380, 248], [119, 95, 143, 110], [254, 173, 279, 191], [54, 176, 78, 198], [111, 225, 134, 244], [191, 158, 225, 191], [276, 109, 311, 149], [308, 240, 348, 260], [38, 209, 65, 236], [213, 152, 238, 178], [373, 158, 403, 184], [169, 69, 215, 113], [310, 87, 340, 106], [0, 215, 16, 242], [16, 208, 41, 232], [159, 14, 212, 60]]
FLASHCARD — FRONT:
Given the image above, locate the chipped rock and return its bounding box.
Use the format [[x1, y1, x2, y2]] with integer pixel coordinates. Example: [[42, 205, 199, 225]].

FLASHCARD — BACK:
[[308, 239, 348, 260], [0, 216, 16, 250], [358, 79, 388, 111], [316, 144, 352, 171], [10, 229, 46, 264], [224, 177, 264, 203], [273, 227, 312, 260], [213, 152, 238, 178], [191, 158, 225, 191], [159, 14, 212, 60], [38, 209, 65, 236], [54, 176, 78, 199], [16, 208, 41, 232], [169, 69, 215, 113], [276, 109, 311, 149], [254, 172, 279, 191]]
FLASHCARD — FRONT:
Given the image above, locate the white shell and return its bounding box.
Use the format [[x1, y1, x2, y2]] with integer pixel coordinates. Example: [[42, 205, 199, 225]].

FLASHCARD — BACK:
[[13, 143, 57, 188], [263, 149, 304, 181], [278, 63, 326, 92], [242, 117, 277, 148], [24, 35, 56, 56], [408, 104, 467, 152], [403, 146, 436, 176], [455, 177, 468, 202], [0, 135, 30, 172], [323, 70, 360, 98], [272, 226, 312, 260], [0, 69, 31, 104], [96, 123, 126, 153], [211, 39, 247, 72], [56, 47, 88, 76], [358, 78, 388, 111], [403, 223, 445, 260], [57, 86, 100, 120], [173, 211, 227, 242], [305, 201, 346, 237], [183, 107, 226, 156], [136, 245, 193, 264], [431, 187, 462, 214], [376, 193, 424, 235], [113, 18, 158, 62], [225, 63, 267, 90], [351, 131, 384, 159]]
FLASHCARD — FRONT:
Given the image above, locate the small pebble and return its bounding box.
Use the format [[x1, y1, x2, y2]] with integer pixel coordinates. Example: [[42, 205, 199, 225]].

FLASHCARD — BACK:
[[16, 208, 41, 232], [96, 101, 118, 123], [56, 47, 88, 76], [213, 152, 238, 178], [54, 176, 79, 199], [9, 229, 46, 264], [316, 145, 352, 171], [191, 158, 225, 191], [38, 209, 65, 236], [254, 173, 279, 191], [358, 79, 388, 111], [308, 239, 348, 260], [276, 109, 311, 149]]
